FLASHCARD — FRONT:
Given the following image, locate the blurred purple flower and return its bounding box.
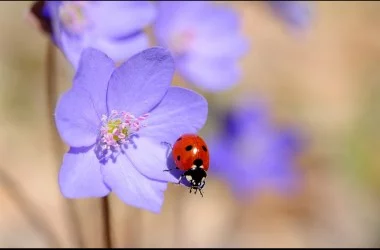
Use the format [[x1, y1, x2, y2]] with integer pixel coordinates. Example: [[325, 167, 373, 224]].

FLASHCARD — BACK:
[[268, 1, 312, 29], [37, 1, 156, 68], [207, 100, 302, 199], [153, 1, 248, 92], [27, 1, 53, 35], [54, 47, 208, 213]]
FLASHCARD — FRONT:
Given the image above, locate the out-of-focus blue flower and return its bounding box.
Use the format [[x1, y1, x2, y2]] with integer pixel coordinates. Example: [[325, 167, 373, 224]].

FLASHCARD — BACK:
[[268, 1, 312, 29], [27, 1, 53, 35], [153, 1, 248, 92], [42, 1, 156, 68], [207, 100, 302, 199], [54, 47, 208, 213]]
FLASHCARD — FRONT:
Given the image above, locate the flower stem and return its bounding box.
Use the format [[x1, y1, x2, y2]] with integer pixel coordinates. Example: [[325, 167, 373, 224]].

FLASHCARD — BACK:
[[101, 197, 112, 248], [46, 42, 84, 247]]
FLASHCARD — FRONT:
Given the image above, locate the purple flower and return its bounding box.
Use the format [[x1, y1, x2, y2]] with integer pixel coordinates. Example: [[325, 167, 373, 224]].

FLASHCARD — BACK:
[[42, 1, 156, 68], [268, 1, 312, 29], [54, 47, 208, 213], [207, 100, 302, 199], [153, 1, 248, 92]]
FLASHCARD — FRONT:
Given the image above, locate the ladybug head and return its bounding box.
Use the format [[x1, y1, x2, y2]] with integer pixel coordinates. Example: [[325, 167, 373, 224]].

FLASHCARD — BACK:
[[183, 159, 207, 196]]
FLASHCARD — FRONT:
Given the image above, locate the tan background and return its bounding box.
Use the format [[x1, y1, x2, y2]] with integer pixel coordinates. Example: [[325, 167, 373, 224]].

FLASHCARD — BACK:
[[1, 1, 380, 248]]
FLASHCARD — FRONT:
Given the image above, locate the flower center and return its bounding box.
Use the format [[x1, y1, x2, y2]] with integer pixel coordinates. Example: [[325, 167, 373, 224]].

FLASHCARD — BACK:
[[59, 1, 88, 34], [169, 29, 195, 56], [99, 110, 149, 152]]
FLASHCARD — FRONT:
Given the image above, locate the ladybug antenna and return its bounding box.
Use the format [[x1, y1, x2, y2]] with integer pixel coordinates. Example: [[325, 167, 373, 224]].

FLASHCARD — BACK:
[[160, 141, 173, 150], [161, 141, 174, 159]]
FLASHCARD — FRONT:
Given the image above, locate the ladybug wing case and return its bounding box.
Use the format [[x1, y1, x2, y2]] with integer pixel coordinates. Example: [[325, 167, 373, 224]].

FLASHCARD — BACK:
[[195, 137, 210, 171], [172, 134, 210, 171], [172, 135, 197, 171]]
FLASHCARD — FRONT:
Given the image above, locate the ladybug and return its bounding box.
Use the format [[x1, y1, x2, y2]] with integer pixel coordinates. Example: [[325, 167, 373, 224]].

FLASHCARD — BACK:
[[164, 133, 210, 197]]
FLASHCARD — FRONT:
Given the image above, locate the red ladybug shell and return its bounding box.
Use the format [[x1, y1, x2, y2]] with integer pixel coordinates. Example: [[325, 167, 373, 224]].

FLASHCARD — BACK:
[[172, 134, 210, 172]]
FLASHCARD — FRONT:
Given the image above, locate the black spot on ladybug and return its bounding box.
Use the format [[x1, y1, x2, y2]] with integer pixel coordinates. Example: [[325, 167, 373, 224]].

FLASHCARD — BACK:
[[202, 145, 208, 152], [185, 145, 193, 151], [193, 159, 203, 167], [176, 137, 182, 142], [177, 155, 181, 161]]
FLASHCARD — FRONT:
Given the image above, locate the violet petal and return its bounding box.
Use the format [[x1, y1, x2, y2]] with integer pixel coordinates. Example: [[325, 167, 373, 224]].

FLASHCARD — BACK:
[[73, 48, 115, 116], [106, 47, 174, 116], [55, 86, 100, 147], [126, 136, 179, 183], [88, 1, 156, 39], [139, 86, 208, 144], [59, 146, 110, 198], [101, 153, 167, 213]]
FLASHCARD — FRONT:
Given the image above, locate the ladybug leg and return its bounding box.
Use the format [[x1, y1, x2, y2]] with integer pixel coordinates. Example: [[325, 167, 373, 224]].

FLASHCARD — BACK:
[[177, 174, 184, 185], [199, 189, 204, 197], [161, 141, 173, 151], [163, 166, 180, 172], [160, 141, 173, 160]]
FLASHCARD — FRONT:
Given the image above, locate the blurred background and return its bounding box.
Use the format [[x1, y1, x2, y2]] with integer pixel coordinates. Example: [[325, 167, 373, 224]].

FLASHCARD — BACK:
[[1, 1, 380, 248]]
